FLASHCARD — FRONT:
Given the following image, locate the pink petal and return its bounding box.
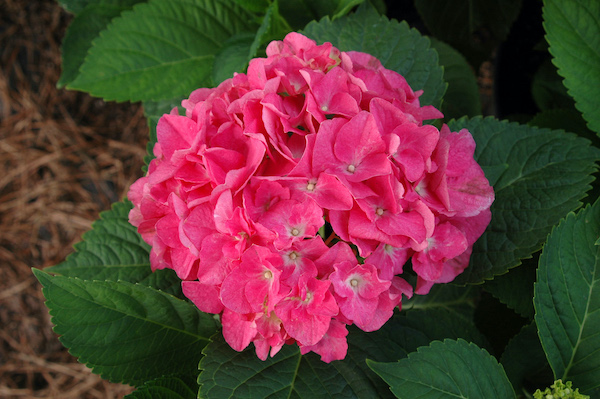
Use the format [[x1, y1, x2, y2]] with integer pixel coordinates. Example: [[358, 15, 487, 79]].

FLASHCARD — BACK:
[[182, 281, 224, 314], [157, 114, 199, 159], [221, 309, 257, 352]]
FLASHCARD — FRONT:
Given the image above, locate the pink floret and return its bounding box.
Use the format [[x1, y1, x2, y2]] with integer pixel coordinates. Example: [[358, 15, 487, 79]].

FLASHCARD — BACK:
[[127, 32, 494, 362]]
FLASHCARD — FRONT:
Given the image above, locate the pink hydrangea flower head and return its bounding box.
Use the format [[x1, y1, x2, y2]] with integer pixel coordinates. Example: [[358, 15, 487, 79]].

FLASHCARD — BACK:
[[127, 31, 494, 363]]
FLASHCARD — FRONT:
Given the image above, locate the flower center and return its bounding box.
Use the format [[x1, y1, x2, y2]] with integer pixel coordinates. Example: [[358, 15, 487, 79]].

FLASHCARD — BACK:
[[304, 291, 313, 302], [288, 251, 298, 260], [415, 180, 426, 196], [263, 270, 273, 279], [347, 164, 356, 173], [290, 227, 300, 236], [350, 278, 359, 287], [321, 105, 329, 112], [376, 207, 384, 216], [306, 182, 316, 191]]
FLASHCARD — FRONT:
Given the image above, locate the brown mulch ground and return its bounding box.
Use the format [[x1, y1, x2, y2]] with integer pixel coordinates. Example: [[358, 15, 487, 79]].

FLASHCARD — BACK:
[[1, 0, 148, 397]]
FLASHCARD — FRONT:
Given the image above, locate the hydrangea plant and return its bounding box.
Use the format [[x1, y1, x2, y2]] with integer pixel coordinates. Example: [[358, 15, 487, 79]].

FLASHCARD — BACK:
[[127, 32, 493, 362], [35, 0, 600, 398]]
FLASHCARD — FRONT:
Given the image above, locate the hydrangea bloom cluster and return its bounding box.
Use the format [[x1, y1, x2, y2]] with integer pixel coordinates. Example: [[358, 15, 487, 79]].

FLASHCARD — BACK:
[[127, 32, 494, 362]]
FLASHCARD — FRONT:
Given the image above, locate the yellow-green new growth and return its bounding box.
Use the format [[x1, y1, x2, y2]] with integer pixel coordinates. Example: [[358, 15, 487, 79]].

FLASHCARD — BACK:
[[533, 380, 589, 399]]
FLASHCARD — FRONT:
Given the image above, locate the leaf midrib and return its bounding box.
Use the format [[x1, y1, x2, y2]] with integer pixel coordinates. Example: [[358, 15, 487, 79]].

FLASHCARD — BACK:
[[562, 243, 599, 379], [74, 54, 214, 85], [45, 274, 209, 342]]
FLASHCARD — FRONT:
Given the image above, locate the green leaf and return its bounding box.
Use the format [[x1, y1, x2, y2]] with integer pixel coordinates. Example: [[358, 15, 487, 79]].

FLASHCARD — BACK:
[[448, 117, 600, 284], [248, 0, 291, 59], [472, 292, 528, 358], [363, 308, 490, 362], [534, 198, 600, 394], [58, 0, 144, 87], [484, 259, 537, 319], [429, 38, 481, 120], [68, 0, 257, 102], [302, 3, 446, 109], [126, 375, 197, 399], [199, 336, 373, 399], [399, 309, 491, 352], [211, 34, 255, 84], [198, 309, 488, 398], [414, 0, 522, 67], [44, 200, 181, 296], [58, 0, 103, 14], [231, 0, 270, 14], [368, 339, 516, 399], [543, 0, 600, 134], [500, 322, 552, 393], [529, 108, 596, 139], [345, 309, 491, 398], [402, 284, 479, 321], [213, 0, 293, 81], [366, 0, 386, 15], [143, 98, 184, 119], [532, 58, 576, 111], [331, 0, 364, 20], [278, 0, 364, 31], [249, 2, 275, 59], [33, 269, 218, 386]]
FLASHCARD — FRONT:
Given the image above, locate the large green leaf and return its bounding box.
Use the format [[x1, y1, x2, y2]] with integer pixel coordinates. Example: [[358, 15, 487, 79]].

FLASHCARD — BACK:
[[543, 0, 600, 134], [230, 0, 270, 14], [199, 339, 369, 399], [414, 0, 522, 67], [368, 339, 516, 399], [302, 3, 446, 109], [398, 309, 490, 352], [68, 0, 257, 102], [211, 34, 255, 84], [484, 259, 537, 319], [343, 309, 491, 398], [534, 199, 600, 395], [126, 375, 197, 399], [198, 309, 488, 398], [248, 0, 291, 59], [33, 270, 218, 386], [429, 38, 481, 120], [529, 108, 596, 140], [500, 322, 552, 394], [449, 117, 600, 284], [58, 0, 104, 14], [58, 0, 145, 87], [278, 0, 366, 30], [402, 284, 479, 321], [45, 200, 181, 296], [531, 58, 576, 112]]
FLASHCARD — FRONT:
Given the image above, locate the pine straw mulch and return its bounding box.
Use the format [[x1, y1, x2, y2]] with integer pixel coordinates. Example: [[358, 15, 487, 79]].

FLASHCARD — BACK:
[[1, 0, 148, 397]]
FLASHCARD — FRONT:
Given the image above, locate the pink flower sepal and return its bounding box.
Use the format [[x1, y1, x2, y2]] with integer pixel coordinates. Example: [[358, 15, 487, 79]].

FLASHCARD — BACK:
[[275, 274, 338, 346]]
